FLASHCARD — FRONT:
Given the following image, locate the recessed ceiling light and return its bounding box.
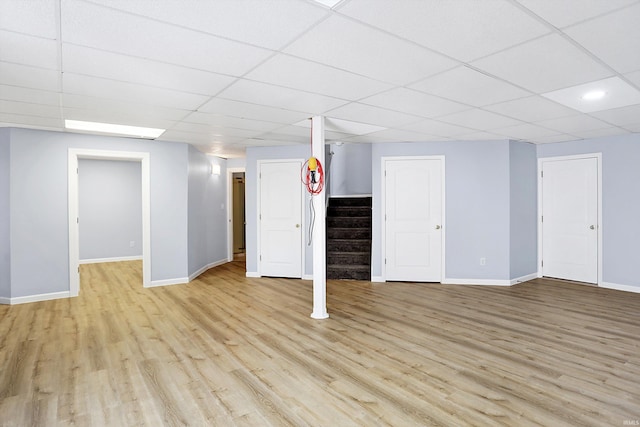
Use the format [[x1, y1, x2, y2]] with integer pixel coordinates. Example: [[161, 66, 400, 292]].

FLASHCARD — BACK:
[[541, 77, 640, 113], [581, 90, 606, 101], [64, 119, 165, 139]]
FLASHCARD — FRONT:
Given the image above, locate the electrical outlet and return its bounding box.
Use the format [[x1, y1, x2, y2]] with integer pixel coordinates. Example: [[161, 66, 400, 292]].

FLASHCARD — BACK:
[[480, 257, 486, 266]]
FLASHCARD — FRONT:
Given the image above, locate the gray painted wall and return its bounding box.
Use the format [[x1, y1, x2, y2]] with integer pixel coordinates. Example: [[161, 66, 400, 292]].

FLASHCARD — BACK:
[[8, 127, 189, 298], [537, 133, 640, 289], [372, 140, 513, 281], [0, 129, 10, 298], [78, 159, 142, 261], [509, 141, 538, 279], [187, 147, 228, 277], [245, 145, 314, 276], [329, 143, 372, 196]]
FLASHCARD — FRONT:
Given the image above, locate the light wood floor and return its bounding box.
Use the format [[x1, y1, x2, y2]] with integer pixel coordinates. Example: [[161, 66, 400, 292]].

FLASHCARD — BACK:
[[1, 260, 639, 426]]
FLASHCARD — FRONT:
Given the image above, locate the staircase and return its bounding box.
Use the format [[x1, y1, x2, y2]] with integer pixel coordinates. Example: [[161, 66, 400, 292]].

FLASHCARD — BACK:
[[326, 196, 372, 280]]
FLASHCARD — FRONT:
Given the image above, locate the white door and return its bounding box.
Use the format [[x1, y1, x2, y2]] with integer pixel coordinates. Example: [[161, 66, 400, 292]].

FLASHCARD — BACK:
[[259, 161, 303, 278], [385, 158, 443, 282], [541, 157, 598, 283]]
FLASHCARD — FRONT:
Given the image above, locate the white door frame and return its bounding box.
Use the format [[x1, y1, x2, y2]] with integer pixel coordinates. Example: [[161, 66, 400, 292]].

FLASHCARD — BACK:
[[537, 153, 602, 285], [381, 155, 446, 282], [68, 148, 151, 295], [256, 159, 305, 278], [227, 166, 245, 262]]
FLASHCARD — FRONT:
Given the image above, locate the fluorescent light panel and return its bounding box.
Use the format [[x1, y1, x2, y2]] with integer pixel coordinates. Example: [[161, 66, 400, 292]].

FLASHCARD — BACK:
[[65, 120, 165, 139]]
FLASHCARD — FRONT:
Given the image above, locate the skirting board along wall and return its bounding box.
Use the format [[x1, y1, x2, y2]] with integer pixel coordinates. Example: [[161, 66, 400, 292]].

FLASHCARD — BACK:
[[79, 256, 143, 264]]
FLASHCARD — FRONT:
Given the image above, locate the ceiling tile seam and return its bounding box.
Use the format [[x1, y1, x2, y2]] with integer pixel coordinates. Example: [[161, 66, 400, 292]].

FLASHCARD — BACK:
[[0, 109, 64, 122], [177, 111, 300, 130], [0, 27, 58, 42], [0, 58, 61, 73], [55, 0, 64, 121], [559, 0, 640, 30], [78, 0, 281, 53]]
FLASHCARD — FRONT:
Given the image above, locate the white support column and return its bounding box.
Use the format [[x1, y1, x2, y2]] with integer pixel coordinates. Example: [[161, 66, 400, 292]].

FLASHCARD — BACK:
[[310, 116, 329, 320]]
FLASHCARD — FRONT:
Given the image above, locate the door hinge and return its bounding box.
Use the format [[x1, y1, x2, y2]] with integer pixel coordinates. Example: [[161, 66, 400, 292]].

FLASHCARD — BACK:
[[77, 217, 79, 224], [541, 215, 543, 223], [385, 258, 387, 265], [540, 170, 543, 178], [541, 260, 544, 267]]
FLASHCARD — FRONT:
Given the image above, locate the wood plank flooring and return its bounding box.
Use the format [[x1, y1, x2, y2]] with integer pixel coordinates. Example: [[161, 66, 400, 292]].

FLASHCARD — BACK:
[[1, 260, 639, 426]]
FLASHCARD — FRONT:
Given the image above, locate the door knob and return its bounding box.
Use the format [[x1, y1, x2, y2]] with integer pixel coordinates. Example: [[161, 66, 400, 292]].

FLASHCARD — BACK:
[[590, 225, 595, 230], [435, 225, 441, 229]]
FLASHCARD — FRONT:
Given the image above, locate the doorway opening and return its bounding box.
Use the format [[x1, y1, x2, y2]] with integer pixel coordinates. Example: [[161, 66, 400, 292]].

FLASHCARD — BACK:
[[68, 149, 151, 296], [227, 167, 246, 264]]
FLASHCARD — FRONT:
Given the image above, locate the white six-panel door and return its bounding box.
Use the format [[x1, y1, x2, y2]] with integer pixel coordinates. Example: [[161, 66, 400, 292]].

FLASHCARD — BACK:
[[541, 156, 598, 284], [259, 161, 303, 278], [384, 157, 443, 282]]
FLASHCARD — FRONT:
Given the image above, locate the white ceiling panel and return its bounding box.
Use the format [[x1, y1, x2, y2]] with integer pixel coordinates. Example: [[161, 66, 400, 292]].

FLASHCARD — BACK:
[[0, 100, 60, 119], [438, 109, 523, 131], [456, 131, 505, 141], [326, 102, 423, 128], [0, 62, 60, 92], [339, 0, 550, 62], [358, 128, 439, 142], [61, 0, 272, 76], [0, 85, 60, 106], [541, 76, 640, 113], [198, 98, 309, 124], [63, 107, 177, 130], [0, 30, 59, 70], [410, 66, 531, 107], [400, 119, 476, 138], [63, 74, 208, 110], [531, 134, 579, 144], [62, 44, 237, 96], [625, 70, 640, 87], [246, 54, 392, 101], [170, 122, 264, 139], [62, 94, 191, 123], [590, 104, 640, 127], [218, 79, 348, 114], [360, 88, 470, 119], [284, 15, 458, 85], [471, 34, 613, 93], [182, 112, 283, 133], [267, 124, 351, 142], [484, 95, 581, 123], [90, 0, 328, 50], [516, 0, 637, 28], [493, 123, 561, 140], [565, 3, 640, 74], [0, 0, 58, 38], [537, 114, 611, 134], [569, 126, 628, 140], [0, 113, 62, 129]]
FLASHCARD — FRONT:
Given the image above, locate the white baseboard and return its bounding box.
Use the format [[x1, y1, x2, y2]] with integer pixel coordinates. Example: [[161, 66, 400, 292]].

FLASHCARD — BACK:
[[246, 272, 260, 278], [600, 281, 640, 294], [189, 259, 227, 281], [0, 297, 10, 305], [443, 278, 512, 286], [146, 277, 188, 288], [510, 272, 538, 285], [302, 274, 313, 280], [371, 276, 385, 283], [7, 291, 71, 305], [79, 255, 142, 264]]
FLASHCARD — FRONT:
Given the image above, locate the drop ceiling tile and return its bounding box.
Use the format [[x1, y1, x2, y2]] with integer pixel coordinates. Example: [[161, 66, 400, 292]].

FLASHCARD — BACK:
[[625, 70, 640, 87], [0, 85, 60, 106], [62, 107, 177, 130], [0, 100, 61, 119], [339, 0, 550, 61], [410, 66, 531, 107], [61, 0, 272, 76], [531, 134, 579, 144], [484, 95, 580, 122], [183, 112, 283, 133], [246, 54, 392, 101], [456, 131, 505, 141], [0, 62, 60, 91], [268, 124, 351, 141], [591, 104, 640, 127], [157, 129, 221, 144], [438, 109, 523, 131], [623, 123, 640, 132], [471, 34, 613, 93], [253, 132, 308, 144], [218, 79, 348, 114], [89, 0, 327, 50], [284, 14, 458, 85], [61, 94, 190, 123], [325, 102, 423, 128], [0, 113, 63, 129], [541, 77, 640, 113], [0, 30, 59, 70], [62, 44, 237, 96], [343, 134, 403, 143], [356, 128, 438, 142], [0, 0, 58, 38], [565, 3, 640, 74], [400, 119, 475, 138], [569, 126, 628, 140], [240, 138, 299, 147], [171, 122, 263, 139], [516, 0, 637, 28], [360, 88, 469, 118], [63, 73, 208, 110], [493, 123, 561, 140], [536, 114, 611, 134], [198, 98, 308, 124]]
